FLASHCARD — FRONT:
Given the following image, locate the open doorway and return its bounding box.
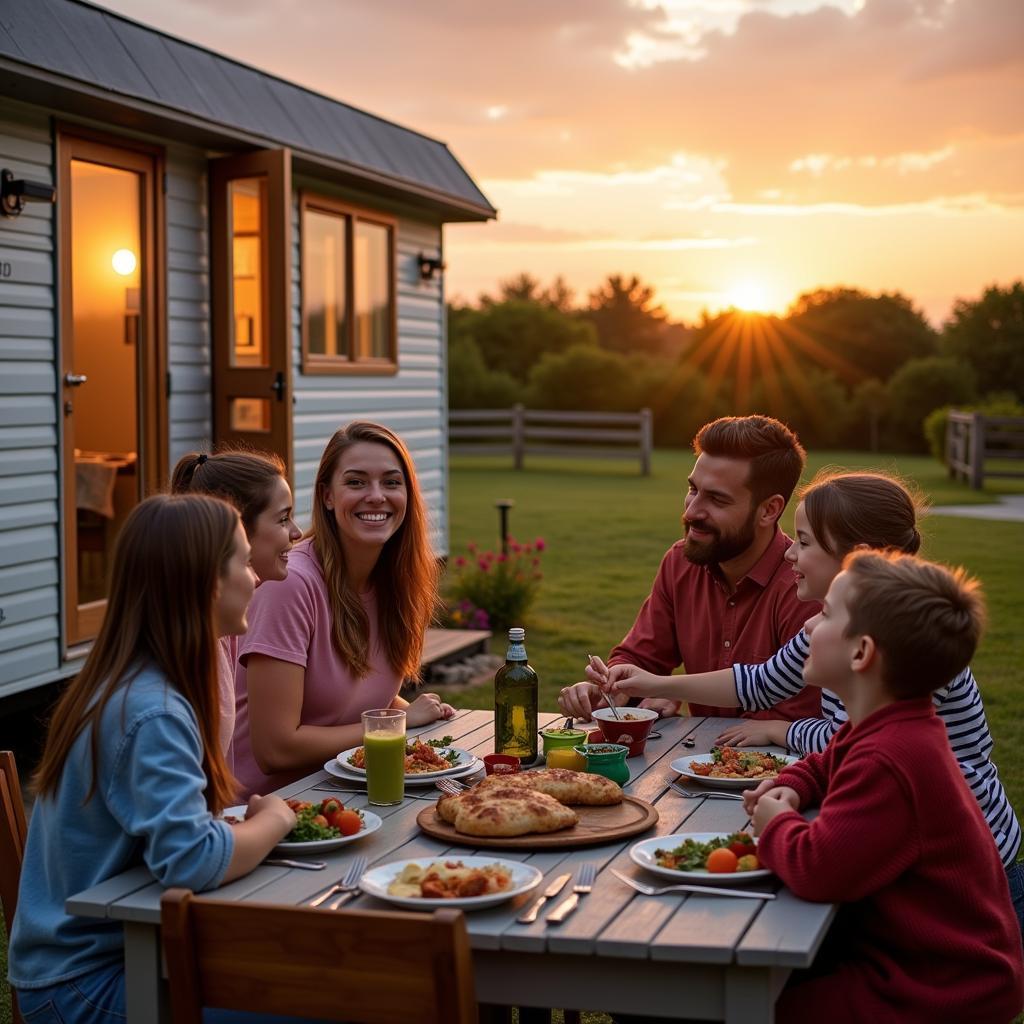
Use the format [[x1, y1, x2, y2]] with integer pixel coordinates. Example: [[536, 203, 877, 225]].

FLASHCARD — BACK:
[[58, 131, 165, 647]]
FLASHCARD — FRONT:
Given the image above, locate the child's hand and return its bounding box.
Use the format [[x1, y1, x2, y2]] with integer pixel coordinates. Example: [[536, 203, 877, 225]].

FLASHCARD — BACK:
[[605, 663, 660, 697], [245, 793, 296, 834], [741, 778, 778, 816], [750, 786, 801, 836], [405, 692, 452, 726], [716, 720, 789, 748]]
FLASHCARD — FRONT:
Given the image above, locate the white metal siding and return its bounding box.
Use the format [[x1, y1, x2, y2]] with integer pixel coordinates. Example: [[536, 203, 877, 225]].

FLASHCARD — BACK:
[[290, 194, 449, 554], [166, 148, 211, 462], [0, 104, 61, 693]]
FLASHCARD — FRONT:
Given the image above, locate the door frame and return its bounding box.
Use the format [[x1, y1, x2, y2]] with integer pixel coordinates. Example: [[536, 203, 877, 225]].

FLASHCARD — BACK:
[[56, 124, 167, 650], [209, 148, 293, 481]]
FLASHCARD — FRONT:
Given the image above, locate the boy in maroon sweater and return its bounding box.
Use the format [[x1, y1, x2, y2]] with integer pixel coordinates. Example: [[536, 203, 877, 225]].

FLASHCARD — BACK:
[[746, 551, 1023, 1024]]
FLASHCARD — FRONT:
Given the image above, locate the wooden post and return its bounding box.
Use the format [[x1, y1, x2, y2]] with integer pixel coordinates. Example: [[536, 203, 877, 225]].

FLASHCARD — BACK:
[[945, 414, 955, 479], [969, 413, 984, 490], [512, 404, 525, 470], [640, 407, 652, 476]]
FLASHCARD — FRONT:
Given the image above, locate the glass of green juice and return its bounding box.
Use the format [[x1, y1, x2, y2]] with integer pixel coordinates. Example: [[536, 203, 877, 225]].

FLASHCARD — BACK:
[[361, 708, 407, 806]]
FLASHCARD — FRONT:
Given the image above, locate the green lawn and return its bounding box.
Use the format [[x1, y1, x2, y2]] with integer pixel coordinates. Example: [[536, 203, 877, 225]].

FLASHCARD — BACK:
[[2, 448, 1020, 1024], [440, 449, 1024, 817]]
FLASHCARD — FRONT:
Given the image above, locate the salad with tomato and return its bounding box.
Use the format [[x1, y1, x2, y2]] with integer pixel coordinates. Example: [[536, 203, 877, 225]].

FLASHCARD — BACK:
[[654, 831, 759, 874], [283, 798, 364, 843]]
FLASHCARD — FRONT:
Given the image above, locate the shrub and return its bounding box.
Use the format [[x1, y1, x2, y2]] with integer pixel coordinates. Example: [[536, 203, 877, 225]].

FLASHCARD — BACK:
[[441, 598, 491, 631], [882, 356, 976, 452], [447, 537, 545, 632]]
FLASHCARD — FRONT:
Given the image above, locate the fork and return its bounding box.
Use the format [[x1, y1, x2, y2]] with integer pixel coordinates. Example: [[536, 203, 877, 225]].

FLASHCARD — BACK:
[[435, 777, 469, 796], [670, 781, 745, 801], [309, 855, 367, 909], [611, 867, 775, 900], [546, 862, 597, 923]]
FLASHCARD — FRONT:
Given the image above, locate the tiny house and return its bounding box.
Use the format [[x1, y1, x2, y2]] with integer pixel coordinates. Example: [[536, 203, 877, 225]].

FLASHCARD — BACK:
[[0, 0, 495, 698]]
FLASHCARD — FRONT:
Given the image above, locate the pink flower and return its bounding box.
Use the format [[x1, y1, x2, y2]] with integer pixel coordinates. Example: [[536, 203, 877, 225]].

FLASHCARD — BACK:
[[477, 558, 490, 572], [467, 541, 478, 554], [454, 556, 467, 568], [535, 537, 546, 552], [497, 553, 507, 563], [510, 542, 522, 554]]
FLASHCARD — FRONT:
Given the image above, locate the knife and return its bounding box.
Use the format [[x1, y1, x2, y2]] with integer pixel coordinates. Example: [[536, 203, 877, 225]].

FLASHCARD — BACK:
[[516, 872, 572, 924], [264, 858, 327, 870]]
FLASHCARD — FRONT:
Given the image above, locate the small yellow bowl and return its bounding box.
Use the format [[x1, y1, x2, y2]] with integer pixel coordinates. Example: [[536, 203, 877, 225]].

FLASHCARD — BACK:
[[546, 746, 587, 771]]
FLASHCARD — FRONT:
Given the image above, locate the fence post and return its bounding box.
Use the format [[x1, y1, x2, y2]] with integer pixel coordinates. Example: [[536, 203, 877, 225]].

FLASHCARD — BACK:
[[945, 414, 955, 479], [969, 413, 984, 490], [639, 408, 652, 476], [512, 404, 525, 470]]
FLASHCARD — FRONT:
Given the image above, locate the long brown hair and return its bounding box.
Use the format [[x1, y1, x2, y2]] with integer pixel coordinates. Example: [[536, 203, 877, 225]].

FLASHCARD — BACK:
[[34, 494, 239, 811], [309, 421, 439, 679], [171, 446, 286, 535], [801, 471, 925, 558]]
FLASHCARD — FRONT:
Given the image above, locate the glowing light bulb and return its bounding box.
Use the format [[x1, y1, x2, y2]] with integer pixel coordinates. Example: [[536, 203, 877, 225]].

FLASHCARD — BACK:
[[112, 249, 137, 276]]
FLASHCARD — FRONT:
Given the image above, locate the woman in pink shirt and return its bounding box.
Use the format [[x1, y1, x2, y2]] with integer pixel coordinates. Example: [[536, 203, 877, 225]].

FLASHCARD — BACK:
[[171, 448, 302, 763], [232, 421, 454, 797]]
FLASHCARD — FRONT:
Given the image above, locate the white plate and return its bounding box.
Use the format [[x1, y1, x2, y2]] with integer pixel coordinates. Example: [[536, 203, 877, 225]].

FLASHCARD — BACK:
[[336, 744, 477, 780], [630, 833, 772, 885], [223, 805, 383, 854], [671, 751, 797, 791], [359, 855, 542, 910], [322, 756, 481, 788]]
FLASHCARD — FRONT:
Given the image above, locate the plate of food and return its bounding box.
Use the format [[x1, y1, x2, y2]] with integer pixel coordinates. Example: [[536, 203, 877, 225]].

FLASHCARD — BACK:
[[337, 736, 477, 780], [630, 831, 772, 885], [223, 798, 382, 853], [323, 752, 481, 789], [359, 855, 542, 910], [671, 746, 797, 791]]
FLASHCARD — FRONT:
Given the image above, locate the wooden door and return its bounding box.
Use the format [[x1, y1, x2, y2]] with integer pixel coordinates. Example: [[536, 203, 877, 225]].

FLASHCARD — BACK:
[[57, 131, 166, 647], [209, 149, 292, 474]]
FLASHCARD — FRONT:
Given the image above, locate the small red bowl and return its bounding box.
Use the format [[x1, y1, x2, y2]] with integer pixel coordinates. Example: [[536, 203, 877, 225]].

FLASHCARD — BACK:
[[589, 706, 658, 758], [483, 754, 521, 776]]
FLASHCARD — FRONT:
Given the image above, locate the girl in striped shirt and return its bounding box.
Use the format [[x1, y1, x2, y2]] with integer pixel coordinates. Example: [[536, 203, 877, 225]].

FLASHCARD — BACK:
[[605, 471, 1023, 926]]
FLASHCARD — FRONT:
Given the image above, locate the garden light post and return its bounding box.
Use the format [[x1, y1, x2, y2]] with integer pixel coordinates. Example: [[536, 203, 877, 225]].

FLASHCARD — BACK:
[[495, 498, 515, 555]]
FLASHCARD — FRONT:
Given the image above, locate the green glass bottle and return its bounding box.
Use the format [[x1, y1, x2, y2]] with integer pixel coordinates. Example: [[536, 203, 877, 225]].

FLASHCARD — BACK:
[[494, 627, 539, 764]]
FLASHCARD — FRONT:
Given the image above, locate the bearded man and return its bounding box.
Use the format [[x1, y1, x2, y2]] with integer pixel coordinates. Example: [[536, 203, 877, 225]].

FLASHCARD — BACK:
[[559, 415, 820, 722]]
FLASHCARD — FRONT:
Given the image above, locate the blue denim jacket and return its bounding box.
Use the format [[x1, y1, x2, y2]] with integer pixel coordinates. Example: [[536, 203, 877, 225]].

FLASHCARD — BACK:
[[8, 665, 233, 989]]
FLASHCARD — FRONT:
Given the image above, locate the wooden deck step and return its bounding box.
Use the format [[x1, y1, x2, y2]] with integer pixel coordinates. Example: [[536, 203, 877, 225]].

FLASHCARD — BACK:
[[421, 627, 491, 668]]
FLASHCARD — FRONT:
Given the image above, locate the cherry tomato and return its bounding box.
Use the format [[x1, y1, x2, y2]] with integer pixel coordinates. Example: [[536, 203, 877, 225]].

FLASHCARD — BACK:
[[334, 810, 362, 836], [736, 854, 759, 872], [319, 798, 343, 817], [705, 848, 739, 873], [728, 840, 756, 858]]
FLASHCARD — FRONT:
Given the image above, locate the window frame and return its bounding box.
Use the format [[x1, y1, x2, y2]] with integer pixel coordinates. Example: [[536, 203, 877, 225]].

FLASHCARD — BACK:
[[299, 192, 398, 376]]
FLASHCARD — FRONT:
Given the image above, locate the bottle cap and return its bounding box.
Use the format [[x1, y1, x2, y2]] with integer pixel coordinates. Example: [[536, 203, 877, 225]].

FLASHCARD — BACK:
[[507, 627, 525, 642]]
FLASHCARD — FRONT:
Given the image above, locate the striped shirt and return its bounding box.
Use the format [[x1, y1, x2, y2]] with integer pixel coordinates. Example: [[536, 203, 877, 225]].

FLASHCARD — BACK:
[[733, 629, 1022, 868]]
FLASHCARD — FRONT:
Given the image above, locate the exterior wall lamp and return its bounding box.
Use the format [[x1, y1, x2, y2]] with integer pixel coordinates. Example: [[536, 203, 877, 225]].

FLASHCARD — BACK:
[[417, 253, 445, 281], [1, 169, 56, 217]]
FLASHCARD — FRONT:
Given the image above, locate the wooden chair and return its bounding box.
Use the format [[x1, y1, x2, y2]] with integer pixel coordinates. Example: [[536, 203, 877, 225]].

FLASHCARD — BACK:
[[161, 889, 478, 1024], [0, 750, 29, 1024]]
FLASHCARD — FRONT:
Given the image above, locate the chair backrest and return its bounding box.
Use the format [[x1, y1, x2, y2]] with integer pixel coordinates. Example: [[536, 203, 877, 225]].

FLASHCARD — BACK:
[[161, 888, 478, 1024], [0, 751, 28, 1024]]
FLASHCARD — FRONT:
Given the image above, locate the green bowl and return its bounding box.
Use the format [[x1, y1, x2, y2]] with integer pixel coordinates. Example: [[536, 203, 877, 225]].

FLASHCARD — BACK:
[[573, 742, 630, 786], [540, 728, 588, 758]]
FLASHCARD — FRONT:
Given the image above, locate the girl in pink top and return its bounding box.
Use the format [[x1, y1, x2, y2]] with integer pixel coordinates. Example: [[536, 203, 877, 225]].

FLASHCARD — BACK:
[[171, 449, 302, 764], [233, 422, 454, 797]]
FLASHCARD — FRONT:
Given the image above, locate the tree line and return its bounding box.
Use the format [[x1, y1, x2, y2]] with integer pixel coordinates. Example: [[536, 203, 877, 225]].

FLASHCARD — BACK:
[[448, 276, 1024, 453]]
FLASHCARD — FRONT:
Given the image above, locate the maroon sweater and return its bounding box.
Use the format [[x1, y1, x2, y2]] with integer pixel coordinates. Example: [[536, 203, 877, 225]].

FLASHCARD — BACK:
[[759, 699, 1023, 1024]]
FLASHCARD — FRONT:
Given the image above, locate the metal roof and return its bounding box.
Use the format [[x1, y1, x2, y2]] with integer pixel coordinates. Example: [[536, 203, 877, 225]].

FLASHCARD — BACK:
[[0, 0, 496, 220]]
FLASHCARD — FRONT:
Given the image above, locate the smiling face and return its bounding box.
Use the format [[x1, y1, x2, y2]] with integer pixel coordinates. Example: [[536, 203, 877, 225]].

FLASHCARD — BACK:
[[802, 570, 859, 693], [322, 440, 407, 561], [214, 521, 257, 637], [682, 453, 760, 565], [785, 501, 844, 602], [247, 475, 301, 582]]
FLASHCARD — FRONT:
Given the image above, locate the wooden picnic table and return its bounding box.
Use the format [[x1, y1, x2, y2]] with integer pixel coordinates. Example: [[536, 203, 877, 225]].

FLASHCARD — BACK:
[[66, 709, 836, 1023]]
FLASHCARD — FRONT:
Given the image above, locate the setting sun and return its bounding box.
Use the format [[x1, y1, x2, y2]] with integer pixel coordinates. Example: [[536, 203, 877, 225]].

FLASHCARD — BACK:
[[725, 280, 771, 313]]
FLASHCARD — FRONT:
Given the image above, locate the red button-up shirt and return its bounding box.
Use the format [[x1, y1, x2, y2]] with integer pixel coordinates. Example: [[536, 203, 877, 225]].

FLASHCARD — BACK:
[[608, 528, 821, 720]]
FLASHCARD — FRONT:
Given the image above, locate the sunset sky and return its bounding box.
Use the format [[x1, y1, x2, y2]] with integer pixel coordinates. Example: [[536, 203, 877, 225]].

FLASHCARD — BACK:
[[100, 0, 1024, 325]]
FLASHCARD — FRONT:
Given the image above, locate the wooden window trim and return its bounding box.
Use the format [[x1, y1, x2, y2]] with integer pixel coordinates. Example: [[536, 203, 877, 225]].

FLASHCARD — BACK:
[[299, 192, 398, 376]]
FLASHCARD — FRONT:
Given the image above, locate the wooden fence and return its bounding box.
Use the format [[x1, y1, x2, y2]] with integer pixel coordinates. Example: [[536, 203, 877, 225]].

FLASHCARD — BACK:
[[450, 405, 653, 475], [946, 412, 1024, 489]]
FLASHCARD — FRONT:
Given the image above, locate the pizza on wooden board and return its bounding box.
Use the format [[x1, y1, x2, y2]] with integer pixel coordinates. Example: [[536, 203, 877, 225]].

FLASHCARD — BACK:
[[435, 768, 622, 838]]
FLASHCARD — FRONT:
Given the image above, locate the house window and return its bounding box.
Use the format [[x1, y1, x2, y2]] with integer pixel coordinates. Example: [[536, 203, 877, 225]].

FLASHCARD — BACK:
[[301, 194, 397, 374]]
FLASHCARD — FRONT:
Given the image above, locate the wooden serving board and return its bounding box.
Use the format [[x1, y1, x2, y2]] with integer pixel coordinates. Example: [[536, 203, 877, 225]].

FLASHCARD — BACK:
[[416, 795, 659, 849]]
